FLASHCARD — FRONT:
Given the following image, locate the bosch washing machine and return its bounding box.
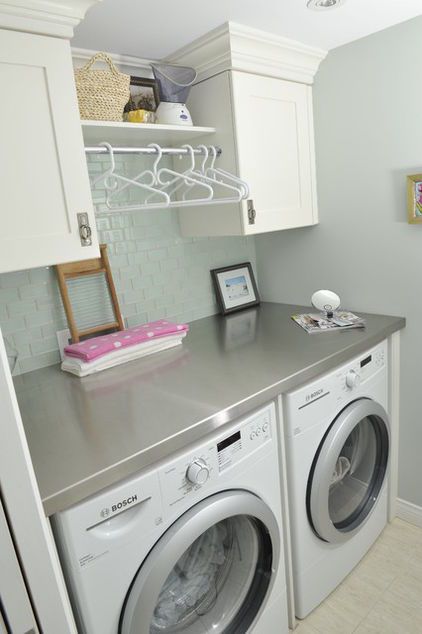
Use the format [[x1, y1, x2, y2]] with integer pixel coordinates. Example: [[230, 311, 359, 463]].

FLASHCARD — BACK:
[[284, 340, 390, 619], [53, 403, 289, 633]]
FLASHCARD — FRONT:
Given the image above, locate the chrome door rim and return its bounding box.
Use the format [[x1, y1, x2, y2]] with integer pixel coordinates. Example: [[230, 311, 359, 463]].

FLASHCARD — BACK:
[[119, 489, 280, 634], [309, 398, 390, 544]]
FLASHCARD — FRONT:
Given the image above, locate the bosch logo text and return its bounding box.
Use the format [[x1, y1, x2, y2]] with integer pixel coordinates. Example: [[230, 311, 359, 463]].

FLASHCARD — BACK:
[[305, 389, 323, 403], [112, 495, 138, 513], [102, 495, 138, 516]]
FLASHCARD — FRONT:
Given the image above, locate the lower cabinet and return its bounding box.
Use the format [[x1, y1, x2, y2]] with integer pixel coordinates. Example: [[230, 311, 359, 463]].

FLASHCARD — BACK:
[[0, 28, 99, 274], [179, 70, 318, 236]]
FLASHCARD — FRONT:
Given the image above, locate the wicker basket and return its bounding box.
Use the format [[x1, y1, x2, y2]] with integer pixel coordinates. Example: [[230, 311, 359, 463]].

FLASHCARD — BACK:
[[74, 52, 130, 122]]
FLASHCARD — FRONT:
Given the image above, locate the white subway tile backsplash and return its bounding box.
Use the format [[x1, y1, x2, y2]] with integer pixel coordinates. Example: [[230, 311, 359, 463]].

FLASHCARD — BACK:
[[144, 286, 164, 300], [25, 308, 55, 328], [18, 351, 61, 374], [19, 284, 50, 300], [0, 154, 256, 374], [0, 271, 30, 289], [0, 288, 19, 302], [1, 317, 25, 334], [12, 327, 43, 345], [140, 261, 161, 276], [132, 275, 153, 290], [30, 336, 58, 355], [126, 313, 148, 328]]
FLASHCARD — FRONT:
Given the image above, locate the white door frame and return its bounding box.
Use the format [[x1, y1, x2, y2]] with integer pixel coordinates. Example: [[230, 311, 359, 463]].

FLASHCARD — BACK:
[[0, 331, 76, 633]]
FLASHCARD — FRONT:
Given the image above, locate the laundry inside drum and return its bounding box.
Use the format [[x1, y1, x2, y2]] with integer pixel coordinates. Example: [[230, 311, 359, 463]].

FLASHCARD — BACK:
[[149, 515, 267, 633], [328, 418, 378, 527]]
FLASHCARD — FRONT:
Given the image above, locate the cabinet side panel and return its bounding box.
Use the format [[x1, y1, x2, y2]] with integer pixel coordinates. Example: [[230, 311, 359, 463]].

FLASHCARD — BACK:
[[179, 72, 243, 237]]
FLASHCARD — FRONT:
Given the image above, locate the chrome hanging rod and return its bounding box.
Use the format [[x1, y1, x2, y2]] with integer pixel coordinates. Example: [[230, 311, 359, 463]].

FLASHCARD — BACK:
[[84, 145, 222, 156]]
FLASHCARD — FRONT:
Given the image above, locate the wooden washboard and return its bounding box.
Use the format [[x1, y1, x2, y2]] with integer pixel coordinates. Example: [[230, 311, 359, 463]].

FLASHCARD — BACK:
[[55, 244, 124, 343]]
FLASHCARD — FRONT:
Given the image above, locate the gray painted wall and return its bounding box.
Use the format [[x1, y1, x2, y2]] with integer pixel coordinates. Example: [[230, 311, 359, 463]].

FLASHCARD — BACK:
[[256, 16, 422, 507]]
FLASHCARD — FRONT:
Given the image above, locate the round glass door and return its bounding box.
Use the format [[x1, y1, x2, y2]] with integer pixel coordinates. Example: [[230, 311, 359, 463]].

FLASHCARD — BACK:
[[119, 491, 279, 634], [308, 399, 389, 544]]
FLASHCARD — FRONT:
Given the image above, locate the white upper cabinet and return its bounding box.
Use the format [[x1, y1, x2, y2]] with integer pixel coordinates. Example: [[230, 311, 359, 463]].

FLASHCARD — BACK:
[[233, 71, 317, 234], [0, 28, 99, 274], [179, 70, 318, 236], [170, 22, 326, 237]]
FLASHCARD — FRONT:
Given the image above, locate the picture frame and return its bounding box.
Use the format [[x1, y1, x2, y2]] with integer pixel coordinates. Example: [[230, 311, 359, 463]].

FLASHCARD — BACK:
[[211, 262, 260, 315], [124, 76, 160, 113], [407, 173, 422, 224]]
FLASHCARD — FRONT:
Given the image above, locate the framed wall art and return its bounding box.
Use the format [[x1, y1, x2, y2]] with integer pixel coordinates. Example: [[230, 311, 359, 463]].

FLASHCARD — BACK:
[[211, 262, 260, 315], [124, 76, 160, 113], [407, 173, 422, 224]]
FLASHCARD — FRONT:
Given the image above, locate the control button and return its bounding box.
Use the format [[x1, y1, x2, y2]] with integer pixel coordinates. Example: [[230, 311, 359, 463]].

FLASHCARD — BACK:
[[256, 427, 262, 436], [262, 422, 269, 432], [250, 431, 256, 440], [186, 459, 210, 485], [345, 370, 361, 389]]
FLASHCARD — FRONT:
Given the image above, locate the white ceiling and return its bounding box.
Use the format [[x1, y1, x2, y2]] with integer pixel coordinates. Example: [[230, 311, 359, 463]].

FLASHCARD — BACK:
[[72, 0, 422, 59]]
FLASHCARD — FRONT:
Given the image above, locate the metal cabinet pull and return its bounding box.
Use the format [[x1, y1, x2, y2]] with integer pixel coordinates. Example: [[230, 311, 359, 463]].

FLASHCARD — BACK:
[[247, 199, 256, 225], [77, 212, 92, 246]]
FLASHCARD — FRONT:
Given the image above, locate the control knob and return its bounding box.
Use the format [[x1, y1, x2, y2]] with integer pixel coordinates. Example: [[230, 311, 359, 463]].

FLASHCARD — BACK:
[[345, 370, 361, 389], [186, 459, 210, 485]]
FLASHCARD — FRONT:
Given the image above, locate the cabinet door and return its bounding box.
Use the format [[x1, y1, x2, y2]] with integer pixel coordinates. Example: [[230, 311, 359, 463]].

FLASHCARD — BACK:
[[231, 72, 318, 234], [0, 29, 99, 273]]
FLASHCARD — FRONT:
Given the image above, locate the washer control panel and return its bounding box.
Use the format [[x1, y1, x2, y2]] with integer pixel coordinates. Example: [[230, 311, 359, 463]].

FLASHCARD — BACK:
[[159, 404, 274, 511], [339, 341, 386, 393]]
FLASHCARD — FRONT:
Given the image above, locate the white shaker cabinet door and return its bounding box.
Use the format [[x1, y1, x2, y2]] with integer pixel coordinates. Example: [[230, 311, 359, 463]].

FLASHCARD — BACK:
[[0, 29, 99, 273], [231, 71, 318, 234]]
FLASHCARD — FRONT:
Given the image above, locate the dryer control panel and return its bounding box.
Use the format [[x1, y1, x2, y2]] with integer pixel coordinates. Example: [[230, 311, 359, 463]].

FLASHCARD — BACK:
[[284, 340, 388, 437], [159, 404, 274, 512]]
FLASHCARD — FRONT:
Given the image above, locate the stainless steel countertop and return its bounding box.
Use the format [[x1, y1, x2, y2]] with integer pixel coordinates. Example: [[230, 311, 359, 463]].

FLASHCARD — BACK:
[[14, 302, 405, 516]]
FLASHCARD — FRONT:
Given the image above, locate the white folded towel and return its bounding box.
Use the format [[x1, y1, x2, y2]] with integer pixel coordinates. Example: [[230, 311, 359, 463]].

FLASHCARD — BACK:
[[61, 332, 186, 377]]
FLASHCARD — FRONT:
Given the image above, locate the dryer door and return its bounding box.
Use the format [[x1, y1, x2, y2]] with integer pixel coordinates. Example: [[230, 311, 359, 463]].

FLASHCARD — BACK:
[[308, 398, 389, 544], [119, 490, 280, 634]]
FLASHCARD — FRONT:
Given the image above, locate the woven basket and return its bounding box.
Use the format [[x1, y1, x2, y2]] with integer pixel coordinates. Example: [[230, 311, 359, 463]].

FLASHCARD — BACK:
[[74, 52, 130, 122]]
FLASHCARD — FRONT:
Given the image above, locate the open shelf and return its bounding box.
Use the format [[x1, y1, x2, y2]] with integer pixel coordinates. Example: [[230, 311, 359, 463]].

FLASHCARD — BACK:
[[82, 121, 217, 147]]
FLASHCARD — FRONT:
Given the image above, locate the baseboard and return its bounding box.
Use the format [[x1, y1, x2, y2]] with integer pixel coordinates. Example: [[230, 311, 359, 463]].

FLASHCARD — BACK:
[[396, 498, 422, 528]]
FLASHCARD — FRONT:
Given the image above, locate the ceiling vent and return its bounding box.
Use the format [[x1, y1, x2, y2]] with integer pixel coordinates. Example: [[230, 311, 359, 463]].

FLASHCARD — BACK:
[[307, 0, 346, 9]]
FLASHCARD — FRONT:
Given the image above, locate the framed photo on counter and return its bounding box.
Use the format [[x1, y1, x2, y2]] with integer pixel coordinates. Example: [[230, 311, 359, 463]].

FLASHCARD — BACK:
[[211, 262, 260, 315]]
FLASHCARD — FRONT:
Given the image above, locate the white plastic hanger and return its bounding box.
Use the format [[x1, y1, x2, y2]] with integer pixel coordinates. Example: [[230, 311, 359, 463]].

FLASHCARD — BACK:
[[94, 143, 170, 212], [184, 144, 245, 204], [205, 145, 250, 198], [148, 143, 214, 204], [90, 142, 250, 213]]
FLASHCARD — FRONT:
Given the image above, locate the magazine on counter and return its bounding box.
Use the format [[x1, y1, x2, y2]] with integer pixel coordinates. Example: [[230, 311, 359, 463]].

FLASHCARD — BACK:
[[291, 311, 365, 334]]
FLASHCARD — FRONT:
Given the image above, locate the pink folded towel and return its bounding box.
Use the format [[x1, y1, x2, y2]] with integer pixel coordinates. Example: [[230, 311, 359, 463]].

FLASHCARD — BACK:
[[64, 320, 189, 362]]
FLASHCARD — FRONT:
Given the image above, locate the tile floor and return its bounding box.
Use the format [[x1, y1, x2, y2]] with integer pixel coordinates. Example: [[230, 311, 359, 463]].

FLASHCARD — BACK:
[[293, 519, 422, 634]]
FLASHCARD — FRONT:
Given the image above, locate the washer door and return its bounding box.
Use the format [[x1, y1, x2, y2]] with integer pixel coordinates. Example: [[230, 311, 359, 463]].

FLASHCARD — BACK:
[[308, 399, 389, 544], [119, 490, 280, 634]]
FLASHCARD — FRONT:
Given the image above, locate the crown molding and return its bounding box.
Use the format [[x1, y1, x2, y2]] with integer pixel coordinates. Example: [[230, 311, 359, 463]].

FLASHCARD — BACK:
[[72, 46, 154, 75], [167, 21, 327, 85], [0, 0, 101, 38]]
